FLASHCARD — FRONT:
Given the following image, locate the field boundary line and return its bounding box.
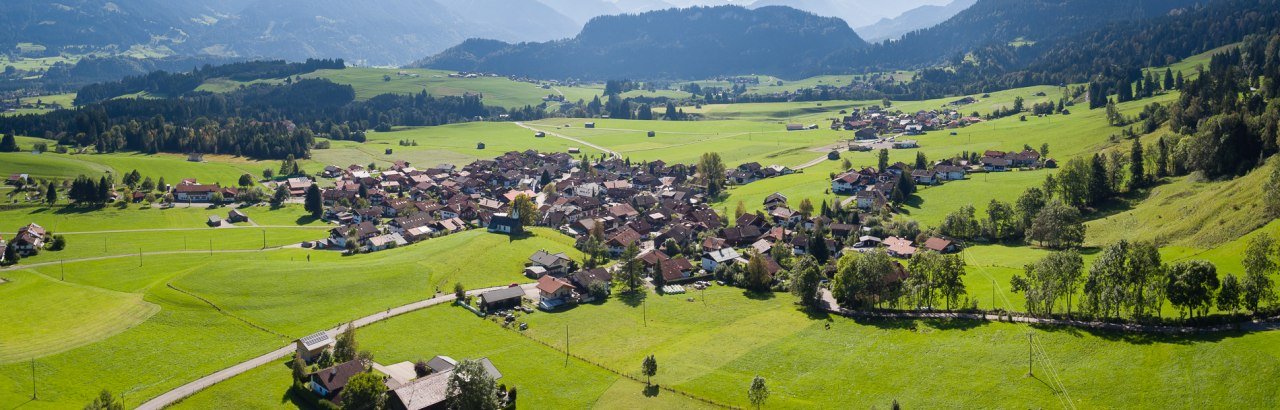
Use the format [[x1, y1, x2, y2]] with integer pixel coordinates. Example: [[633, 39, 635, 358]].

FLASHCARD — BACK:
[[166, 282, 291, 339]]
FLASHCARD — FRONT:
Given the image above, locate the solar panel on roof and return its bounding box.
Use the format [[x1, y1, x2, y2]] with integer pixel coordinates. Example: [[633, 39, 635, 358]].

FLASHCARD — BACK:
[[299, 332, 332, 348]]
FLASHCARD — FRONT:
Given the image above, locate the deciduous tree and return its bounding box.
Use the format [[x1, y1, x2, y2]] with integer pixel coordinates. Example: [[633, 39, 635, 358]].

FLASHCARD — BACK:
[[748, 376, 770, 410], [641, 355, 658, 386], [446, 360, 501, 410], [789, 255, 822, 309]]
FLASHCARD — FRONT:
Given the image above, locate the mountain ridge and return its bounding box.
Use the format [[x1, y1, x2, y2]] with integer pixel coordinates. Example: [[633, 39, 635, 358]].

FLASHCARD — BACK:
[[415, 5, 867, 80]]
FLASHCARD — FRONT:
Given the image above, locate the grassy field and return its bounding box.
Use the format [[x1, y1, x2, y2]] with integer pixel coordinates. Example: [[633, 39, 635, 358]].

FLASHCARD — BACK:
[[525, 118, 846, 167], [0, 253, 288, 408], [1086, 159, 1277, 248], [170, 228, 583, 336], [0, 227, 582, 408], [0, 149, 277, 188], [711, 92, 1143, 217], [196, 67, 604, 109], [172, 306, 715, 410], [0, 204, 320, 232], [313, 122, 603, 170], [306, 68, 600, 109], [508, 287, 1280, 408]]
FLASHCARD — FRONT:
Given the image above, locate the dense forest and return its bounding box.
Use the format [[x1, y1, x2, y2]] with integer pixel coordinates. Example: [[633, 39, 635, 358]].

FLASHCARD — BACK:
[[848, 0, 1200, 72], [419, 5, 866, 80], [0, 77, 541, 160], [74, 59, 346, 105], [864, 0, 1280, 99]]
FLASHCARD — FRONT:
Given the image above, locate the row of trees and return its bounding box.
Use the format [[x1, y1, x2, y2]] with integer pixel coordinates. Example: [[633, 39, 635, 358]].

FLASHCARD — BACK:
[[1013, 234, 1280, 321], [937, 189, 1086, 250], [75, 58, 346, 104], [829, 250, 969, 311], [2, 78, 534, 160]]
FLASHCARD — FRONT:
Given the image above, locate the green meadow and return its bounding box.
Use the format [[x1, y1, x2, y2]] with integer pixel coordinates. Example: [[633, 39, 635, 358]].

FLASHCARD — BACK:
[[524, 118, 845, 166], [172, 305, 716, 410], [313, 121, 604, 170]]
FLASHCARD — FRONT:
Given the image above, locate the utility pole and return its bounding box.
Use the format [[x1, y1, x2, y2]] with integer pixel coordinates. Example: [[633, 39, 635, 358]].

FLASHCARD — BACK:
[[138, 248, 143, 267], [1027, 333, 1033, 377], [30, 359, 36, 400], [564, 325, 569, 367], [262, 230, 267, 249], [643, 296, 647, 327], [60, 260, 64, 281]]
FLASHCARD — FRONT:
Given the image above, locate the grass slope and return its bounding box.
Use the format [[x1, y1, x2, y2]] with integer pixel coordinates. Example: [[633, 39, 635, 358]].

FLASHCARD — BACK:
[[517, 287, 1280, 408], [173, 306, 715, 410]]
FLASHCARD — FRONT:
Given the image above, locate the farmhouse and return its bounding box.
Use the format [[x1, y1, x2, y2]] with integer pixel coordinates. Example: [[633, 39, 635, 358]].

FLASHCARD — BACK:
[[537, 275, 576, 309], [308, 360, 366, 404], [388, 357, 502, 410], [173, 183, 220, 202], [528, 250, 575, 276], [295, 331, 336, 363], [11, 223, 46, 255], [924, 237, 961, 253]]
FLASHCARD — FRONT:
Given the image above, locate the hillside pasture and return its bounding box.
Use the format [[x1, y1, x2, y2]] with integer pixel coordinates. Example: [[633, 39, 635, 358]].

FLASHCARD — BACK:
[[524, 118, 846, 166], [312, 122, 604, 169], [514, 286, 1280, 409]]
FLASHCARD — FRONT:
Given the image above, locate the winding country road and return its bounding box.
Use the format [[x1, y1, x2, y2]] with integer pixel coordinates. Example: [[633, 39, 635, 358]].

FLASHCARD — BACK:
[[514, 122, 620, 159], [136, 283, 536, 410]]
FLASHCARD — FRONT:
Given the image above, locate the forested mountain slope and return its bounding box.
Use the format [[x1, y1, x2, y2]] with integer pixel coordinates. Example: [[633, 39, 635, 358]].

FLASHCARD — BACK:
[[418, 6, 866, 80]]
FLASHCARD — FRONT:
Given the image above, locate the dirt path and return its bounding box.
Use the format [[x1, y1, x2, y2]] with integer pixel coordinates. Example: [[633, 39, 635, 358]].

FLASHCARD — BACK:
[[136, 283, 534, 410], [514, 122, 620, 159]]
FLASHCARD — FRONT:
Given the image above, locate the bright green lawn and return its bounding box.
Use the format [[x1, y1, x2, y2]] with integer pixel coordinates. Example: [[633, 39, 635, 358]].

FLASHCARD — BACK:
[[0, 254, 287, 408], [0, 204, 320, 233], [172, 228, 582, 336], [0, 270, 158, 363], [0, 150, 275, 187], [298, 68, 600, 109], [511, 287, 1280, 408], [525, 118, 844, 167], [313, 122, 603, 170], [172, 306, 715, 410], [0, 228, 581, 408]]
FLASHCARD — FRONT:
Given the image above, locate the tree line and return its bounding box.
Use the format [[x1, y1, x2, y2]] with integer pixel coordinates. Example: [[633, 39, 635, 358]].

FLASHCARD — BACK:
[[0, 78, 537, 160], [74, 58, 346, 105], [1013, 233, 1279, 322]]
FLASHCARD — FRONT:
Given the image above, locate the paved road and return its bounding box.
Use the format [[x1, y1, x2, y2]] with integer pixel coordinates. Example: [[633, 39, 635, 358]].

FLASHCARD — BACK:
[[794, 153, 833, 170], [136, 283, 534, 410], [514, 122, 620, 159]]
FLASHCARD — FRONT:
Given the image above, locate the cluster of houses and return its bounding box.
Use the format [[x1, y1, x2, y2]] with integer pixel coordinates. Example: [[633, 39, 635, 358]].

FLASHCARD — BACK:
[[294, 331, 506, 409], [727, 162, 794, 186], [830, 106, 985, 137], [830, 167, 906, 210]]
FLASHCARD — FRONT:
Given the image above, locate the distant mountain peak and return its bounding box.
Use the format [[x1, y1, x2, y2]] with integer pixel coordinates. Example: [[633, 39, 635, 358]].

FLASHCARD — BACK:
[[418, 5, 865, 80]]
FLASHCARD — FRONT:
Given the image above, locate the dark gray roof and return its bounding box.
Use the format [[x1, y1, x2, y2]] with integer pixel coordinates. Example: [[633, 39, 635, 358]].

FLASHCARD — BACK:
[[479, 287, 525, 304]]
